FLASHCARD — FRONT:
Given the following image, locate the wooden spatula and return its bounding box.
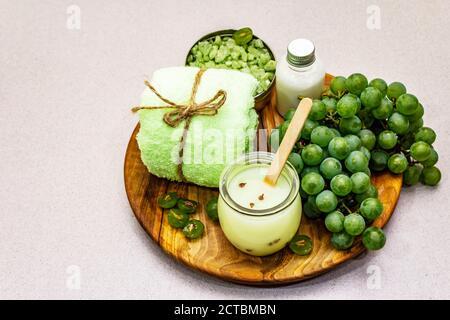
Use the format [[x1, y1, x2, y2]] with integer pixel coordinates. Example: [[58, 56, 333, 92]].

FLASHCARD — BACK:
[[264, 98, 313, 185]]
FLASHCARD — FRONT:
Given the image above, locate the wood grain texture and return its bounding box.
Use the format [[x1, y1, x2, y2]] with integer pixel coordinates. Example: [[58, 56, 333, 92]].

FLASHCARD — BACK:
[[124, 74, 402, 285]]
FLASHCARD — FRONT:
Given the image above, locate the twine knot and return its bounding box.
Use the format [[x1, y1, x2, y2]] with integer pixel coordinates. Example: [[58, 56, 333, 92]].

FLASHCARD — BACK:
[[132, 69, 227, 181]]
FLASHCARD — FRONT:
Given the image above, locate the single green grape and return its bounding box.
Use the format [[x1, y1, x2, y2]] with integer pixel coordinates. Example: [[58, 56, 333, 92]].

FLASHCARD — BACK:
[[284, 108, 296, 121], [339, 116, 362, 135], [289, 235, 313, 256], [420, 148, 438, 167], [403, 164, 423, 186], [358, 129, 377, 150], [287, 152, 304, 173], [301, 144, 324, 166], [182, 219, 205, 239], [369, 78, 388, 96], [330, 128, 341, 138], [301, 172, 325, 195], [279, 120, 290, 142], [299, 186, 309, 199], [344, 213, 366, 236], [388, 112, 410, 135], [362, 227, 386, 250], [421, 166, 441, 186], [410, 141, 432, 161], [408, 118, 424, 133], [377, 130, 398, 150], [358, 109, 375, 128], [315, 190, 338, 213], [372, 97, 394, 120], [300, 166, 320, 178], [344, 134, 362, 152], [269, 127, 281, 151], [325, 211, 345, 233], [158, 192, 178, 209], [320, 157, 342, 180], [355, 184, 378, 203], [415, 127, 436, 145], [168, 208, 190, 228], [351, 172, 371, 194], [350, 93, 361, 109], [337, 94, 359, 118], [363, 167, 372, 177], [370, 150, 389, 171], [387, 82, 406, 101], [331, 231, 354, 250], [359, 146, 371, 161], [205, 197, 219, 221], [328, 137, 351, 160], [345, 151, 369, 173], [360, 198, 384, 220], [353, 94, 362, 111], [400, 133, 415, 150], [396, 93, 419, 116], [232, 27, 253, 45], [387, 153, 408, 174], [322, 96, 337, 113], [309, 99, 327, 121], [177, 199, 198, 214], [303, 195, 322, 218], [301, 119, 319, 140], [330, 76, 347, 97], [311, 126, 334, 147], [406, 103, 424, 122], [330, 174, 352, 196], [345, 73, 368, 96], [360, 86, 383, 110]]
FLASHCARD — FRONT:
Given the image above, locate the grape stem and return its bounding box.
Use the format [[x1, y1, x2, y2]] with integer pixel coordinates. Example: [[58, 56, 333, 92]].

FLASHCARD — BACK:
[[320, 89, 336, 98], [340, 202, 354, 215], [377, 119, 388, 130], [337, 91, 346, 99], [324, 111, 340, 128]]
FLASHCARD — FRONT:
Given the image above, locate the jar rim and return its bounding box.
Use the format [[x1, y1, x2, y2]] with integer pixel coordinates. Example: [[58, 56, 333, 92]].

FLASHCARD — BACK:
[[219, 151, 300, 217]]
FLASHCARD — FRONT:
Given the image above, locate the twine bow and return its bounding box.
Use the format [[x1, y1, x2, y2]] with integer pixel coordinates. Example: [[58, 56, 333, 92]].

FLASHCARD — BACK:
[[132, 69, 227, 181]]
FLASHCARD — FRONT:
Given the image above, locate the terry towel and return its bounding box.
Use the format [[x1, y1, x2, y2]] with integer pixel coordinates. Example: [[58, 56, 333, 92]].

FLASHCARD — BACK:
[[136, 66, 258, 187]]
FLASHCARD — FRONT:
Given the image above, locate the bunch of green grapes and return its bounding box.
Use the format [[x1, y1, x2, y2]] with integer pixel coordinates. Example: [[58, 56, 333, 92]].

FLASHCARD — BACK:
[[271, 73, 441, 251]]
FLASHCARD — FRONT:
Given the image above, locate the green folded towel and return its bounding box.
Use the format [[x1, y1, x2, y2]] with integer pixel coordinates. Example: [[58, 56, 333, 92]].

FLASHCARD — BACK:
[[136, 66, 258, 187]]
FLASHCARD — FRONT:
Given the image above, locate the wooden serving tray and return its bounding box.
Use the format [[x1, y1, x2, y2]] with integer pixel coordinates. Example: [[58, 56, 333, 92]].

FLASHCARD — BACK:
[[124, 74, 402, 285]]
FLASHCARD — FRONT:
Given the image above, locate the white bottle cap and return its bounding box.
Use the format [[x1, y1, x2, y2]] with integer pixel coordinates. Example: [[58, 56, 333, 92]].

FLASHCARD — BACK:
[[287, 38, 316, 67]]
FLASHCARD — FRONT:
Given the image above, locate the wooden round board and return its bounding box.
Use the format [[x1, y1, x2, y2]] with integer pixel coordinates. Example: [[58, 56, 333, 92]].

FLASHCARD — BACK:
[[124, 74, 402, 285]]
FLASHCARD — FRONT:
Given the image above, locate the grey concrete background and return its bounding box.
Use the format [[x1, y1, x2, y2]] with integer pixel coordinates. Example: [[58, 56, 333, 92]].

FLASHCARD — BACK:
[[1, 0, 449, 299]]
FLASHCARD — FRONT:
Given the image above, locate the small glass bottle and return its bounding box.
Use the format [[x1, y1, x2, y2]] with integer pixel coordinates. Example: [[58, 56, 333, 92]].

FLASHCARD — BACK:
[[276, 38, 325, 115]]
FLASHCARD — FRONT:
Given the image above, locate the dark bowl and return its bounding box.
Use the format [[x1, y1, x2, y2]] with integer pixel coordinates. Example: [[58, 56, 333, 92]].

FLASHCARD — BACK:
[[185, 29, 276, 111]]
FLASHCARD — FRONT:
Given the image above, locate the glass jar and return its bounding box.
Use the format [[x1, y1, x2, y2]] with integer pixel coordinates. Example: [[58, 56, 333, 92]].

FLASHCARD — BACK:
[[218, 152, 302, 256]]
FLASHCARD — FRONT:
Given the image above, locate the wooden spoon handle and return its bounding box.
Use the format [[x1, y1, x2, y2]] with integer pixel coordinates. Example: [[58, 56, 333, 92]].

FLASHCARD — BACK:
[[264, 98, 313, 185]]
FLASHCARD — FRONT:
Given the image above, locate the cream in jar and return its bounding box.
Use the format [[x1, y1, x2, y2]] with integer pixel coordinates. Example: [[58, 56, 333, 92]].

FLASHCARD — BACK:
[[218, 152, 302, 256]]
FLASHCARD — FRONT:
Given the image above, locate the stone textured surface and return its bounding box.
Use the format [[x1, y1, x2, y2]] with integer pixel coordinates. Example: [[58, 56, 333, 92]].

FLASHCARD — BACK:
[[0, 0, 449, 299]]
